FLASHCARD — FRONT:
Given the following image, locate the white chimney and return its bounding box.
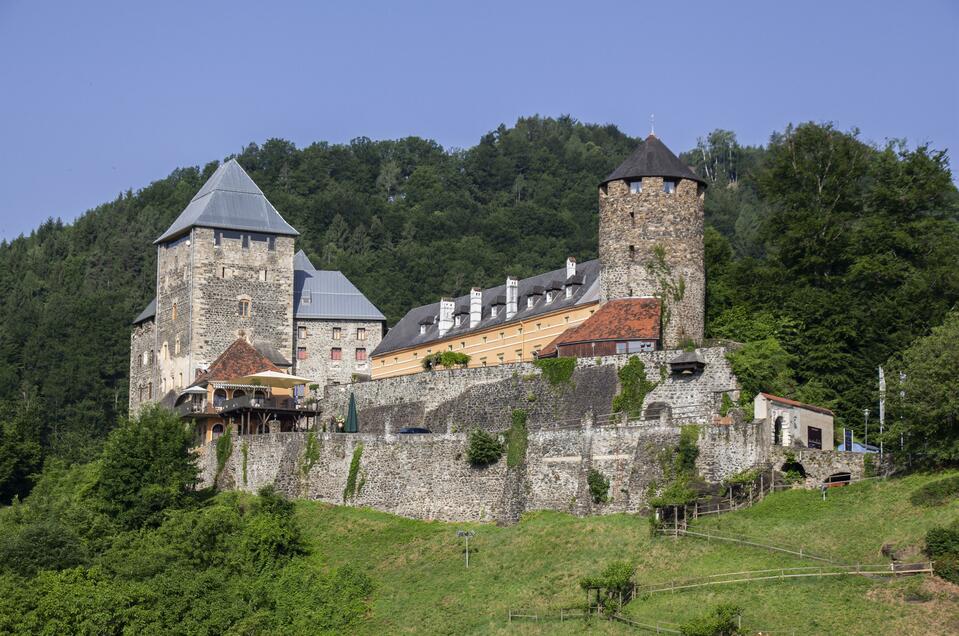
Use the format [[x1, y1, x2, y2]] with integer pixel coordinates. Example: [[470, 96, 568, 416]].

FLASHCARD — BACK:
[[470, 288, 483, 328], [438, 298, 455, 336], [566, 256, 577, 279], [506, 277, 518, 319]]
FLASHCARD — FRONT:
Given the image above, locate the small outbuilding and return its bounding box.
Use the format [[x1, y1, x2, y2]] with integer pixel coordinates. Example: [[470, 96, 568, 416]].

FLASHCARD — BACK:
[[537, 297, 661, 358], [754, 392, 834, 450]]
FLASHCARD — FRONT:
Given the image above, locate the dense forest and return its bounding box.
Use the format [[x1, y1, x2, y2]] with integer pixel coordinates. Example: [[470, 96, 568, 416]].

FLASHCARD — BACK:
[[1, 116, 958, 504]]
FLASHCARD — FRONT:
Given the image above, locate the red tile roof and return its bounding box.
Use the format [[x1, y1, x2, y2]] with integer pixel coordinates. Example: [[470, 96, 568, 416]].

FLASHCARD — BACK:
[[539, 298, 661, 357], [759, 393, 835, 417], [192, 338, 282, 386]]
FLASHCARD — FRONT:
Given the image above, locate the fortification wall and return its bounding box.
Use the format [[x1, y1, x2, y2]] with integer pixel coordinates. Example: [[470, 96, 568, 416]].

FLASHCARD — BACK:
[[320, 346, 739, 433]]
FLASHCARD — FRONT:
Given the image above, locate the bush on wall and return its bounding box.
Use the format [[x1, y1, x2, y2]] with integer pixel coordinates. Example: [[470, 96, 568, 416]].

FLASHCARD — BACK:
[[466, 430, 503, 467], [612, 356, 658, 418]]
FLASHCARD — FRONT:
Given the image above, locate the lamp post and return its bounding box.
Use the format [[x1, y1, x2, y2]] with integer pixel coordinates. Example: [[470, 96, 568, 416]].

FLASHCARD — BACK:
[[456, 530, 476, 568], [863, 409, 870, 448]]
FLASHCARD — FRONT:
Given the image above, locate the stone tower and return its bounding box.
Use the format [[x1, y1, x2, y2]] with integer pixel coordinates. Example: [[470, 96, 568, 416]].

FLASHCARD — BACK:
[[598, 134, 706, 348], [138, 159, 299, 407]]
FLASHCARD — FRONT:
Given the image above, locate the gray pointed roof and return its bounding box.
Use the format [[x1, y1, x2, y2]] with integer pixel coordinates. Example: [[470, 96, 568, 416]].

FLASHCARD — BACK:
[[293, 250, 386, 321], [602, 135, 706, 186], [133, 298, 156, 324], [155, 159, 299, 244]]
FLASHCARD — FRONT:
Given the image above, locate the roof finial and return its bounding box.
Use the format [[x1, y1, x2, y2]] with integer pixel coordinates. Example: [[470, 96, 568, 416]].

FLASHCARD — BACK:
[[649, 114, 656, 137]]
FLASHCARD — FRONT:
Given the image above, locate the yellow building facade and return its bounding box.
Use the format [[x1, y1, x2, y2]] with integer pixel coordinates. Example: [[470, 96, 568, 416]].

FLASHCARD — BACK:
[[372, 301, 598, 378]]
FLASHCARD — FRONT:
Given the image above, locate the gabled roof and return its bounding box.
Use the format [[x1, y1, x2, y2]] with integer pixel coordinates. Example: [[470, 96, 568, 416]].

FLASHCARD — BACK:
[[191, 338, 282, 387], [759, 392, 835, 417], [539, 298, 661, 357], [293, 250, 386, 321], [602, 135, 706, 186], [155, 159, 299, 244], [133, 298, 156, 325], [373, 259, 601, 357]]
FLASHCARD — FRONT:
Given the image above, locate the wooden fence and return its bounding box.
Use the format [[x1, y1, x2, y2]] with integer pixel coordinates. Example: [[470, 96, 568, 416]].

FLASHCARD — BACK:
[[658, 526, 838, 564]]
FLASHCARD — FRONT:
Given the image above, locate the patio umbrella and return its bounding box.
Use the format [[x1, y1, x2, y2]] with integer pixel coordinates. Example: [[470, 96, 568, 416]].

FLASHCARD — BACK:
[[345, 392, 358, 433], [233, 370, 314, 389]]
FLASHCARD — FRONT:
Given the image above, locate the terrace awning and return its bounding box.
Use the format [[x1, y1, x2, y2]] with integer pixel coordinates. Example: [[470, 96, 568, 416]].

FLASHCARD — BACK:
[[233, 370, 314, 389]]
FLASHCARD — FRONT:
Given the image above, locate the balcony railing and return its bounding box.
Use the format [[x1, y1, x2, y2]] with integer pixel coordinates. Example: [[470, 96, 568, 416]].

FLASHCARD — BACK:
[[218, 395, 319, 413], [175, 401, 208, 417]]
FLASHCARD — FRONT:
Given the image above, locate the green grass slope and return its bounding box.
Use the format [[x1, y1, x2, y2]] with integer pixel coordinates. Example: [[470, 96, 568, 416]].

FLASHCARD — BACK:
[[295, 471, 959, 635]]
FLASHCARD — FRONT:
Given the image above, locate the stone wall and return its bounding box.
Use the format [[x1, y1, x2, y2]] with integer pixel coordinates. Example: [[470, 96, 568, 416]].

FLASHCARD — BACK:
[[598, 177, 705, 347], [321, 346, 738, 434], [293, 319, 383, 388], [191, 228, 295, 371], [128, 318, 156, 414], [155, 234, 194, 402], [769, 446, 866, 485]]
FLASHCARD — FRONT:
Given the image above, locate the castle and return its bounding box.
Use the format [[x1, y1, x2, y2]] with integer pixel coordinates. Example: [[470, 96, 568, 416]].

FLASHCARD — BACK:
[[130, 134, 859, 521]]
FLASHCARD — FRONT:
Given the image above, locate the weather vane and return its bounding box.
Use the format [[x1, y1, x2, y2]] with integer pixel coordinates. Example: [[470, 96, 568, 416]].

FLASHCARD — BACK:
[[650, 113, 655, 136]]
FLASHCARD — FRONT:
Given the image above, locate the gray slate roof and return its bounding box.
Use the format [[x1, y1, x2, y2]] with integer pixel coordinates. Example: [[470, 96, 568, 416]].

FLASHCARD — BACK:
[[133, 298, 156, 324], [602, 135, 706, 186], [293, 251, 386, 321], [155, 159, 299, 244], [372, 259, 601, 357]]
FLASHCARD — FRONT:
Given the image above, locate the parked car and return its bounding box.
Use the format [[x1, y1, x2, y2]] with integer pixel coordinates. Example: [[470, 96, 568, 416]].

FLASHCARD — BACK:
[[398, 427, 431, 434]]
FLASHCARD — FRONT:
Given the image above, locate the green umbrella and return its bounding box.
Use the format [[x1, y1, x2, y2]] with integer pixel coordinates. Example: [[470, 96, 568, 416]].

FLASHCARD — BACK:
[[345, 392, 359, 433]]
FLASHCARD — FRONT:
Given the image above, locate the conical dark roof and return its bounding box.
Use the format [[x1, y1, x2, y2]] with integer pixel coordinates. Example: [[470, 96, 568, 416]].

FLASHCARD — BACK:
[[155, 159, 299, 243], [602, 135, 706, 186]]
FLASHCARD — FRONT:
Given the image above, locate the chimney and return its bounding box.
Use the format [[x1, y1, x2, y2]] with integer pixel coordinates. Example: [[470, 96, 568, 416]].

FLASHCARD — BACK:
[[506, 277, 519, 319], [438, 298, 455, 336], [566, 256, 577, 279], [470, 288, 483, 328]]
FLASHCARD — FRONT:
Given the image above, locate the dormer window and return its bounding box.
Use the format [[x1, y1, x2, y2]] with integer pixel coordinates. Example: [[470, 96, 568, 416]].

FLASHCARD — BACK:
[[454, 315, 463, 327], [527, 296, 535, 309], [629, 180, 642, 194], [491, 305, 500, 318], [546, 291, 555, 302], [565, 286, 573, 298], [419, 324, 427, 335], [663, 180, 676, 194]]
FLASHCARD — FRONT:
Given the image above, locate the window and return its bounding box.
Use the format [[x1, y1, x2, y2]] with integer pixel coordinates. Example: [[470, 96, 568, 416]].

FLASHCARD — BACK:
[[238, 299, 251, 318], [527, 297, 534, 308], [357, 328, 366, 340], [331, 348, 342, 361], [482, 336, 487, 343], [497, 353, 505, 364], [175, 335, 181, 355], [215, 231, 221, 247], [515, 349, 523, 362], [242, 234, 250, 249], [355, 348, 367, 361], [177, 372, 182, 388], [301, 293, 311, 305], [629, 180, 642, 193], [616, 341, 655, 354], [447, 344, 453, 351], [297, 347, 308, 360], [629, 245, 636, 260], [807, 426, 823, 450], [419, 324, 427, 335], [332, 327, 342, 340], [491, 306, 499, 317], [663, 180, 676, 194], [298, 326, 307, 339], [630, 211, 635, 226], [500, 332, 505, 340], [172, 303, 178, 320], [221, 267, 226, 279], [566, 286, 573, 298], [454, 315, 463, 327], [147, 382, 153, 399], [259, 269, 267, 282], [461, 341, 466, 349], [268, 236, 276, 251], [162, 342, 169, 360], [536, 323, 541, 330], [546, 291, 554, 302], [481, 357, 487, 367]]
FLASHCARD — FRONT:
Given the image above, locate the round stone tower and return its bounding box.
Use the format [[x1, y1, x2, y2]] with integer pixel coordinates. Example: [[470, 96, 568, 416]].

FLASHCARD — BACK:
[[598, 134, 707, 348]]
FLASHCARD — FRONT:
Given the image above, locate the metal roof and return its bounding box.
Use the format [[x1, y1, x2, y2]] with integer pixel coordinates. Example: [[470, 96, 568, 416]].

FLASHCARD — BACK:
[[372, 259, 601, 357], [293, 250, 386, 321], [155, 159, 299, 244], [602, 135, 706, 186], [133, 298, 156, 324]]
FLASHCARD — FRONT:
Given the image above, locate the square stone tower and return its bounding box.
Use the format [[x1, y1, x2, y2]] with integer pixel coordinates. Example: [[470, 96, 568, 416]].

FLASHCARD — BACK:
[[598, 134, 706, 348], [138, 159, 299, 407]]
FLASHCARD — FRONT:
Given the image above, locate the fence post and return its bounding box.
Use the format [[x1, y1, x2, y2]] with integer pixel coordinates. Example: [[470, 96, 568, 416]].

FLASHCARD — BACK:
[[508, 609, 512, 623]]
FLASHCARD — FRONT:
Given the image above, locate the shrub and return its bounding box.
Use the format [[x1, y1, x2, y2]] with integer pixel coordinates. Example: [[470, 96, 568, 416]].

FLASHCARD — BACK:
[[933, 553, 959, 585], [466, 430, 503, 467], [924, 522, 959, 559], [533, 358, 576, 385], [680, 603, 742, 636], [909, 475, 959, 507], [301, 432, 321, 477], [649, 478, 697, 507], [423, 351, 470, 371], [587, 469, 610, 504], [342, 444, 363, 502], [719, 393, 735, 417], [506, 410, 528, 467], [677, 426, 700, 474], [612, 356, 658, 418], [215, 429, 233, 481], [579, 560, 634, 613]]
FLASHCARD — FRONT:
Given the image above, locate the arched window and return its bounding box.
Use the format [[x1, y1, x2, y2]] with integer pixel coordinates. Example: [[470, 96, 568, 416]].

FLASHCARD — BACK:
[[232, 389, 246, 399], [773, 416, 783, 446], [253, 390, 267, 400], [213, 389, 227, 407], [211, 423, 224, 439]]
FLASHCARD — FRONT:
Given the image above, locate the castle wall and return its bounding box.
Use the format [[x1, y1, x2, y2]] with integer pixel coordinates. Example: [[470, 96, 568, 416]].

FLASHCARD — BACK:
[[293, 319, 383, 388], [598, 177, 705, 347], [155, 234, 194, 401], [190, 228, 295, 371], [321, 347, 739, 434], [128, 318, 155, 414]]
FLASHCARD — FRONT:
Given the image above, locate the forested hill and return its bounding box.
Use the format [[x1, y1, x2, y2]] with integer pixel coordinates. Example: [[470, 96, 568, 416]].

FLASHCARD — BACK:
[[1, 116, 957, 489]]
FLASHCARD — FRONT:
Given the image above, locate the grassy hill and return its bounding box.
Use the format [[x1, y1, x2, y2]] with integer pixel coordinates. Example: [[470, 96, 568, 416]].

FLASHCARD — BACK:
[[294, 471, 959, 635]]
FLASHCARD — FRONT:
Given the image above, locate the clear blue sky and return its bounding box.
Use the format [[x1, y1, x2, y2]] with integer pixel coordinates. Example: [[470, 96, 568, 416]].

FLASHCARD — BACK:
[[1, 0, 956, 240]]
